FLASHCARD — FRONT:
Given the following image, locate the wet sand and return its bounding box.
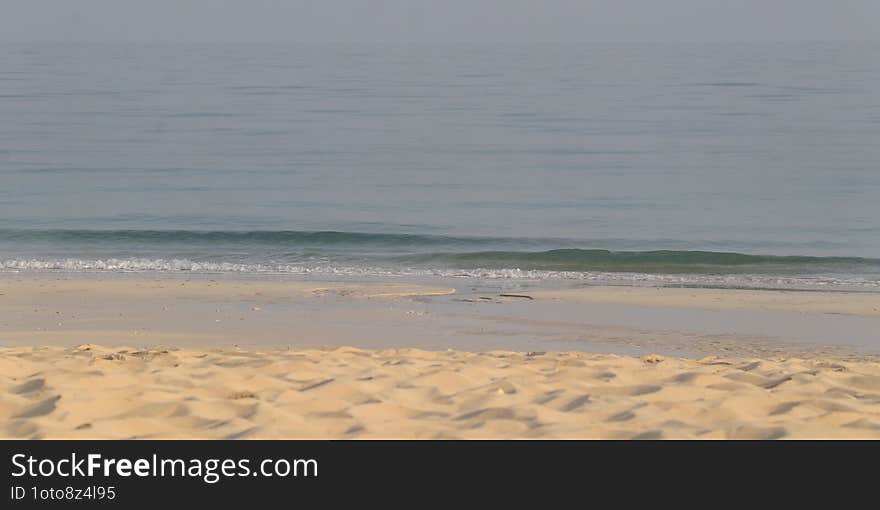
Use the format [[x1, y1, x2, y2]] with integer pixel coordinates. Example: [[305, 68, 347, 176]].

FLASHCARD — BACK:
[[1, 276, 879, 438]]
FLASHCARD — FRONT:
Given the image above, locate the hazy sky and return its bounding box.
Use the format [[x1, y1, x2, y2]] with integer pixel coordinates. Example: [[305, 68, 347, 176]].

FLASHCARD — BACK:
[[2, 0, 878, 43]]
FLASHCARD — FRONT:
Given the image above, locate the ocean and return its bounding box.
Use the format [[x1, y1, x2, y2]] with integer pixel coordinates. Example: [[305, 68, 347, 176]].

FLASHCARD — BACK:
[[2, 42, 879, 290]]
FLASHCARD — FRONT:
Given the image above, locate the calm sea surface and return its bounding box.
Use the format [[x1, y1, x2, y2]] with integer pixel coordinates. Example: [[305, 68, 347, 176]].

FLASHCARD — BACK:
[[2, 43, 879, 289]]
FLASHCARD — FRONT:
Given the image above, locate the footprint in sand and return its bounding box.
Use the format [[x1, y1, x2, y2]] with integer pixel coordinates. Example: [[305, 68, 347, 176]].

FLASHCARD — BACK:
[[10, 378, 46, 395], [6, 420, 40, 438], [533, 389, 564, 405], [768, 401, 800, 416], [631, 430, 663, 440], [842, 418, 880, 431], [14, 395, 61, 418], [559, 395, 591, 412], [729, 425, 787, 440], [455, 407, 516, 421], [607, 410, 637, 423]]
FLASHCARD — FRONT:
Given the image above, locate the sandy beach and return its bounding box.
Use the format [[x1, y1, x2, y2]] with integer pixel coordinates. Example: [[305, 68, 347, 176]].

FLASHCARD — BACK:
[[3, 344, 879, 439], [2, 277, 879, 439]]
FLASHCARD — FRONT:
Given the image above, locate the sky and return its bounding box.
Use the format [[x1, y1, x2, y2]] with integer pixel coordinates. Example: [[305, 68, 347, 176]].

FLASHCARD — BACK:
[[2, 0, 878, 44]]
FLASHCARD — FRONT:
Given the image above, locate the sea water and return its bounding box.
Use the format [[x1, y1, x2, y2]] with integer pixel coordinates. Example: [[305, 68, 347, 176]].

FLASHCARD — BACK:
[[2, 43, 879, 290]]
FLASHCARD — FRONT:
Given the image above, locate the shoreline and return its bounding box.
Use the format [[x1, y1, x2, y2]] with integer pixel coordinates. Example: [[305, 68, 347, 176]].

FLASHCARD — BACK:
[[2, 275, 879, 439], [1, 275, 878, 356]]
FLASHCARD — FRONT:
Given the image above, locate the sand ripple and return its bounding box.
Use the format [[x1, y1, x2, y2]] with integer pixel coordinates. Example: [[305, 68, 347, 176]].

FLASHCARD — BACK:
[[1, 345, 879, 439]]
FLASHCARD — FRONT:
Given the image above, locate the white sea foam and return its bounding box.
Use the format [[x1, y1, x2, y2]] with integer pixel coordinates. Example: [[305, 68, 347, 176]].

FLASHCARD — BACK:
[[2, 258, 879, 291]]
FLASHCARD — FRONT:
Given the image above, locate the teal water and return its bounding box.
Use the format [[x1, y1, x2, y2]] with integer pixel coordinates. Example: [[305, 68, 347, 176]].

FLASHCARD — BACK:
[[2, 43, 880, 289]]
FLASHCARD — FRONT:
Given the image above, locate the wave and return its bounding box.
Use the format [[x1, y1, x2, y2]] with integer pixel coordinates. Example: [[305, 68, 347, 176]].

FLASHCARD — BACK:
[[400, 249, 880, 275], [2, 229, 880, 283], [0, 229, 494, 247], [0, 258, 392, 275], [2, 258, 879, 291]]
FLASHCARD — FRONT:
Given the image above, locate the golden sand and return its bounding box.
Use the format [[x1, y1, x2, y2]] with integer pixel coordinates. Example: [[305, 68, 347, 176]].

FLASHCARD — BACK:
[[2, 344, 879, 439]]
